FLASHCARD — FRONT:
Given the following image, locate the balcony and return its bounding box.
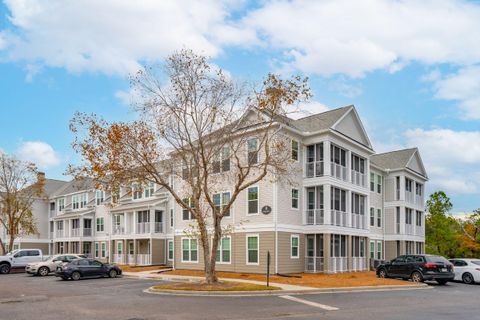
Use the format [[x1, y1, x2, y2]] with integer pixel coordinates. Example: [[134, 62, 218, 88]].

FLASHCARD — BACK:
[[304, 257, 324, 272], [305, 209, 324, 225], [331, 210, 348, 227], [56, 230, 64, 238], [351, 170, 366, 187], [305, 161, 324, 178], [136, 222, 150, 234], [352, 257, 367, 271], [405, 224, 414, 235], [154, 222, 163, 233], [71, 228, 80, 237], [113, 254, 125, 264], [406, 191, 415, 204], [113, 226, 125, 235], [351, 213, 365, 229], [136, 254, 151, 266], [49, 210, 56, 218], [330, 257, 348, 272], [416, 195, 424, 206], [331, 163, 347, 181], [83, 228, 92, 237], [415, 225, 425, 236]]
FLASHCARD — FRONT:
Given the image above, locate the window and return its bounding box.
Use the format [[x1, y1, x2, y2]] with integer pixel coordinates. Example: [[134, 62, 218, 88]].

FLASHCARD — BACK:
[[72, 193, 87, 210], [213, 192, 231, 217], [95, 242, 99, 258], [291, 235, 299, 258], [396, 207, 401, 234], [50, 202, 55, 211], [416, 211, 422, 226], [330, 144, 346, 166], [247, 138, 258, 165], [377, 209, 382, 228], [132, 183, 143, 200], [370, 173, 375, 191], [213, 146, 230, 173], [168, 240, 173, 261], [370, 208, 375, 227], [101, 242, 106, 258], [96, 217, 104, 232], [291, 188, 299, 209], [370, 241, 375, 259], [377, 175, 382, 194], [405, 208, 413, 224], [58, 198, 65, 212], [247, 235, 259, 264], [416, 183, 423, 196], [96, 190, 105, 206], [351, 193, 365, 215], [182, 198, 195, 220], [182, 238, 198, 262], [396, 176, 401, 200], [405, 178, 413, 192], [170, 208, 174, 227], [117, 242, 123, 254], [144, 182, 155, 198], [331, 187, 347, 212], [377, 241, 382, 260], [351, 154, 365, 173], [247, 187, 259, 215], [291, 139, 299, 161], [216, 237, 231, 263]]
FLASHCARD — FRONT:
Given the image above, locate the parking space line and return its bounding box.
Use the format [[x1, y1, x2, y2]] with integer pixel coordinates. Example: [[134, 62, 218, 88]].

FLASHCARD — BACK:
[[279, 295, 339, 311]]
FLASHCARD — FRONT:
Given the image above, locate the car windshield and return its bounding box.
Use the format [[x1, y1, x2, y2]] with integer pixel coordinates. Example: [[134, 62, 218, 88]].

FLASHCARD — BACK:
[[43, 256, 54, 262], [6, 249, 19, 256], [426, 256, 450, 264], [471, 260, 480, 266]]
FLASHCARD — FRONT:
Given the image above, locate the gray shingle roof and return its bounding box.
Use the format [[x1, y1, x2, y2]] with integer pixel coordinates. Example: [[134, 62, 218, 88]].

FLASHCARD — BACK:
[[50, 178, 94, 198], [43, 179, 69, 197], [370, 148, 417, 170], [290, 105, 352, 131]]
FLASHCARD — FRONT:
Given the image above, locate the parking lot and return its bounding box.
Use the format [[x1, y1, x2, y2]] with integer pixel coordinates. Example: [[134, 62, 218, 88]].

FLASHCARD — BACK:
[[1, 273, 479, 320]]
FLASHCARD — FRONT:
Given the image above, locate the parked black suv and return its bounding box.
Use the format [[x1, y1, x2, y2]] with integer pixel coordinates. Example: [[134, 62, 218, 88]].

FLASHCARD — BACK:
[[376, 254, 454, 285], [55, 259, 122, 281]]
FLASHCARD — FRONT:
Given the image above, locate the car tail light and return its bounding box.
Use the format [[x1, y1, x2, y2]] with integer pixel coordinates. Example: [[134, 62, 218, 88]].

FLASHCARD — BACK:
[[422, 263, 437, 268]]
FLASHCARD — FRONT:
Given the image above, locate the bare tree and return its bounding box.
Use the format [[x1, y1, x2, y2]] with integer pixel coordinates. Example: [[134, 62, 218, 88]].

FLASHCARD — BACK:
[[69, 49, 310, 284], [0, 153, 44, 254]]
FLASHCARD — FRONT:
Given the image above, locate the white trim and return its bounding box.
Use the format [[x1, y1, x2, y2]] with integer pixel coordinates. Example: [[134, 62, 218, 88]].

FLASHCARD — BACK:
[[167, 239, 174, 261], [246, 234, 260, 265], [181, 237, 198, 263], [215, 236, 232, 264], [213, 190, 233, 219], [291, 138, 299, 162], [290, 234, 300, 259], [246, 185, 260, 216], [291, 188, 300, 210]]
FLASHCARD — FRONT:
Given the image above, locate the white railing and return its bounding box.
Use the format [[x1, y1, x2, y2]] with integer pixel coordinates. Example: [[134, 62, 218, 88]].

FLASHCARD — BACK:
[[305, 161, 324, 178], [330, 257, 348, 272], [396, 222, 401, 234], [351, 170, 366, 187], [331, 163, 348, 181], [49, 210, 56, 218], [416, 195, 423, 206], [136, 222, 150, 234], [49, 232, 54, 239], [351, 213, 365, 229], [136, 254, 151, 266], [305, 257, 324, 272], [113, 225, 125, 235], [154, 222, 163, 233], [83, 228, 92, 237], [71, 228, 80, 237], [405, 223, 414, 235], [406, 191, 415, 204], [352, 257, 367, 271], [56, 230, 64, 238], [331, 210, 348, 227], [127, 254, 136, 265], [113, 254, 125, 264], [306, 209, 324, 225], [415, 226, 424, 236]]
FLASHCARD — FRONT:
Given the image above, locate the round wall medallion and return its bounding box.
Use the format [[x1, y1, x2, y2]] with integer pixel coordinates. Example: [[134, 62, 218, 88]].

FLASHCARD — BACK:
[[261, 205, 272, 215]]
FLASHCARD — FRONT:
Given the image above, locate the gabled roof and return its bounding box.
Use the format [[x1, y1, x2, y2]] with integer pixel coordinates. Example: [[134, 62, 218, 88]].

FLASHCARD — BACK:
[[371, 148, 428, 178], [290, 105, 352, 132], [43, 179, 69, 197], [50, 178, 94, 198]]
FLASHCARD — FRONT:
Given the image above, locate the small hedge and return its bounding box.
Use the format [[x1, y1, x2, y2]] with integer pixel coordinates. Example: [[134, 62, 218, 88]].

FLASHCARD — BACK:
[[152, 281, 280, 292]]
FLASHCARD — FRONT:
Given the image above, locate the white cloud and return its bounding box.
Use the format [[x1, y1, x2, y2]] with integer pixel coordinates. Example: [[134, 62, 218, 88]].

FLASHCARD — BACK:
[[16, 141, 61, 169], [404, 128, 480, 194], [0, 0, 255, 75], [290, 100, 329, 119], [243, 0, 480, 78]]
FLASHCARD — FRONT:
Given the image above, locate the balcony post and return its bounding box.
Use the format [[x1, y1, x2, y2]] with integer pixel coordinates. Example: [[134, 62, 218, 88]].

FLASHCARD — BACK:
[[324, 184, 331, 225], [324, 140, 331, 176]]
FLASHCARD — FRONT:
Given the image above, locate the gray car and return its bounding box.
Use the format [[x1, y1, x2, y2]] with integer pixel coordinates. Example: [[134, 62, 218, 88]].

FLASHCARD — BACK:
[[26, 254, 86, 276]]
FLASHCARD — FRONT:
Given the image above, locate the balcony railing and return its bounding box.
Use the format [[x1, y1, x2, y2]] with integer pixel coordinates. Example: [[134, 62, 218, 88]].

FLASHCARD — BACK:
[[396, 222, 401, 234], [351, 170, 366, 187], [83, 228, 92, 237], [406, 191, 414, 204], [331, 210, 348, 227], [136, 254, 151, 266], [113, 225, 125, 235], [49, 210, 56, 218], [305, 161, 324, 178], [415, 225, 424, 236], [50, 232, 54, 239], [136, 222, 150, 234], [113, 254, 125, 264], [305, 257, 324, 272], [330, 257, 348, 272], [396, 189, 400, 200], [416, 195, 423, 206], [352, 257, 367, 271], [305, 209, 324, 225], [71, 228, 80, 237], [351, 213, 365, 229], [331, 163, 348, 181], [56, 230, 64, 238], [405, 223, 414, 235], [127, 254, 135, 265], [154, 222, 163, 233]]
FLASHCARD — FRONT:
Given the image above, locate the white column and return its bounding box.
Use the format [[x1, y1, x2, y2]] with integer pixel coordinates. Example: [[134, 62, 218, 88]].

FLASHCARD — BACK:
[[324, 140, 331, 176], [346, 150, 351, 182], [324, 184, 331, 225], [134, 211, 137, 234]]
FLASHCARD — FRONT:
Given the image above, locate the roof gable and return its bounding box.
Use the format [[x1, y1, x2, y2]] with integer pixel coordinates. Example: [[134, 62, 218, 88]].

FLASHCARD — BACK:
[[331, 107, 372, 148], [406, 150, 428, 178]]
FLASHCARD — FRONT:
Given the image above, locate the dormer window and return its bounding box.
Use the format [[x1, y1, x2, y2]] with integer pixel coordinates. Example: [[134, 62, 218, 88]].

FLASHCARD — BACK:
[[95, 190, 105, 206], [58, 198, 65, 212], [72, 193, 87, 210], [144, 182, 155, 198], [132, 183, 143, 200]]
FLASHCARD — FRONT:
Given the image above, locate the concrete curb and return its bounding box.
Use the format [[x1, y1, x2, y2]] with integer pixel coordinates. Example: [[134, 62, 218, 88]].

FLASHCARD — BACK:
[[143, 283, 430, 297]]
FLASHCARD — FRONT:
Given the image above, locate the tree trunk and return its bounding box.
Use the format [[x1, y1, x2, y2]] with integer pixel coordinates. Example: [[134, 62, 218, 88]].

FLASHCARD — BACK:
[[8, 235, 15, 253], [0, 238, 5, 255]]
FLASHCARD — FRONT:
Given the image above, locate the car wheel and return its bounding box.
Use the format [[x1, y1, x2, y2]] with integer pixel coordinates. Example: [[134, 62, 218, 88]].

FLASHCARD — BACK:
[[437, 279, 448, 285], [71, 271, 81, 281], [377, 268, 388, 278], [462, 273, 474, 285], [0, 263, 11, 274], [109, 270, 118, 278], [411, 271, 424, 283], [38, 266, 50, 277]]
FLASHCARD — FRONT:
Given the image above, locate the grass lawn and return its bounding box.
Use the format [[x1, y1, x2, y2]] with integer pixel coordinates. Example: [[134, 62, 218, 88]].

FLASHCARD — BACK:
[[152, 281, 280, 292], [161, 270, 413, 288]]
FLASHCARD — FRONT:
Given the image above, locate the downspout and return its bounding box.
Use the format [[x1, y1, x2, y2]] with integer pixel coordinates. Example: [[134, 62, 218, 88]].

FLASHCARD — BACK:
[[274, 178, 278, 275], [383, 169, 389, 261]]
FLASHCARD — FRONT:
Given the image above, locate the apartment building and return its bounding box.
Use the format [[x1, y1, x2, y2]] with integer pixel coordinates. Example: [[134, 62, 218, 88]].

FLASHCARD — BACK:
[[1, 105, 427, 274]]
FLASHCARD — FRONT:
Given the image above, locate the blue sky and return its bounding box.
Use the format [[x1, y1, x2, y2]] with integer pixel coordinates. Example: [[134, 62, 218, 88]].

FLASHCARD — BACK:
[[1, 0, 479, 214]]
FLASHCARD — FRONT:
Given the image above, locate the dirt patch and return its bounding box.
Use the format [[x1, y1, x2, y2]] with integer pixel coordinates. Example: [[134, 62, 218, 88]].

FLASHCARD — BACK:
[[152, 281, 280, 291], [118, 265, 171, 273], [162, 270, 412, 288]]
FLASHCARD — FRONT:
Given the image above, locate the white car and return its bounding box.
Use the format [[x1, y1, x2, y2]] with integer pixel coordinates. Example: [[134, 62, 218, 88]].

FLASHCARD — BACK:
[[26, 254, 86, 276], [449, 258, 480, 284]]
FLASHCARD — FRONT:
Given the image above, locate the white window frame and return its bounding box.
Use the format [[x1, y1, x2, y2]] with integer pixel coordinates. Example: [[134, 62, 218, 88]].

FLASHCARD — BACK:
[[369, 240, 375, 259], [170, 208, 174, 228], [144, 182, 155, 198], [101, 241, 106, 258], [246, 234, 260, 265], [181, 238, 198, 263], [57, 198, 65, 212], [291, 139, 299, 161], [370, 207, 375, 227], [167, 240, 174, 261], [96, 217, 104, 232], [290, 235, 299, 259], [376, 241, 383, 260], [132, 183, 143, 200], [247, 137, 259, 165], [377, 209, 382, 228], [377, 175, 382, 194], [213, 191, 232, 218], [291, 188, 299, 210], [215, 236, 232, 264], [117, 241, 123, 254], [96, 190, 105, 206], [246, 186, 259, 215]]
